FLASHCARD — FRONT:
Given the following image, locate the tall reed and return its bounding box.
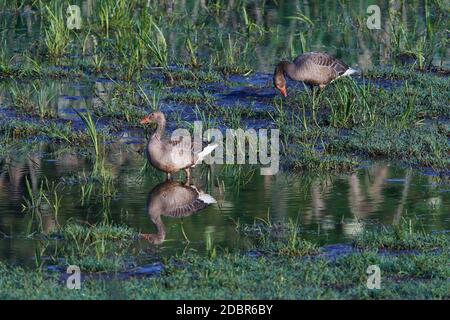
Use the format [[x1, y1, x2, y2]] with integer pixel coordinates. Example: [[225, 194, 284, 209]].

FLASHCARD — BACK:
[[44, 5, 70, 58]]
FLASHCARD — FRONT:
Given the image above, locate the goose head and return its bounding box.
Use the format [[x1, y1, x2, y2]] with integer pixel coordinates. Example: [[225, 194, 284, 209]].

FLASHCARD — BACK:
[[139, 111, 165, 125], [273, 62, 288, 97]]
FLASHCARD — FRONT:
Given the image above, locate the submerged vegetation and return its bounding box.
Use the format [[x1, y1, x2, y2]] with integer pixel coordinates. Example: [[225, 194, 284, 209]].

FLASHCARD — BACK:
[[42, 222, 139, 272]]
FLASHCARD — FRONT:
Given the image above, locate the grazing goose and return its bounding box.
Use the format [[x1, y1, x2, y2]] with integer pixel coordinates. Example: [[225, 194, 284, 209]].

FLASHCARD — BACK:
[[273, 52, 357, 96], [140, 111, 217, 182], [141, 180, 216, 244]]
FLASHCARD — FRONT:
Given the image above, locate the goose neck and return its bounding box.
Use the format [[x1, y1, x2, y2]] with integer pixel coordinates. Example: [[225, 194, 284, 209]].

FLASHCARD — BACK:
[[154, 118, 166, 138]]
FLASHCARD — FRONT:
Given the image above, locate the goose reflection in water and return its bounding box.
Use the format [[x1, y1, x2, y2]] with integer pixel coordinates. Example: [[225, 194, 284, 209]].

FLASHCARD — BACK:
[[141, 180, 216, 244]]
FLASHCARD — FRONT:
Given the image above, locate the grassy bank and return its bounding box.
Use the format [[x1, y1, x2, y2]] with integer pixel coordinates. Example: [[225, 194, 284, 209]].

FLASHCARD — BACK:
[[1, 66, 449, 175], [0, 1, 449, 175], [0, 220, 448, 299]]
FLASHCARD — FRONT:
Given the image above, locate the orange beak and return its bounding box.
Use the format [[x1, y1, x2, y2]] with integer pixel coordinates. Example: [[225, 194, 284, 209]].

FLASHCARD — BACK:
[[279, 86, 287, 97], [140, 116, 151, 125]]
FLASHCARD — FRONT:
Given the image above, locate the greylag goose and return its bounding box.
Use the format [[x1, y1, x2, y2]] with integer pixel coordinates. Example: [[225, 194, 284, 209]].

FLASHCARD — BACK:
[[273, 52, 357, 96], [141, 180, 216, 244], [140, 111, 217, 182]]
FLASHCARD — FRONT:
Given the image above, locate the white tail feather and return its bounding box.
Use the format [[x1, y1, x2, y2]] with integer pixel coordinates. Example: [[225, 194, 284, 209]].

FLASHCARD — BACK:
[[331, 68, 359, 83], [194, 144, 218, 166], [198, 192, 217, 204], [342, 68, 358, 76]]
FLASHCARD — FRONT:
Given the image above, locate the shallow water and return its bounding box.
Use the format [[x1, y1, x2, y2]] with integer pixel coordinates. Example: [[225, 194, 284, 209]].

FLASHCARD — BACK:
[[1, 0, 449, 70], [1, 146, 449, 266]]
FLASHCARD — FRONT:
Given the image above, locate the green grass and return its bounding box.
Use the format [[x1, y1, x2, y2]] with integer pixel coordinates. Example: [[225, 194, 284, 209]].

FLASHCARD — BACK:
[[1, 63, 448, 175], [50, 222, 138, 243], [44, 4, 71, 59], [354, 222, 449, 251], [0, 253, 447, 299], [264, 67, 450, 173], [213, 34, 253, 75], [238, 218, 320, 257], [0, 119, 83, 144], [0, 219, 448, 299], [75, 110, 101, 159], [42, 222, 139, 273], [331, 124, 449, 169], [142, 19, 169, 69], [169, 69, 222, 87], [165, 90, 216, 105]]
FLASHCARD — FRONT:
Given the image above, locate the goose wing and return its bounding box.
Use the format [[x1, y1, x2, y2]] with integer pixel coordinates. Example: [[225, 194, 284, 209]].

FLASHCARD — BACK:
[[166, 197, 209, 217], [167, 134, 194, 153], [163, 183, 209, 217], [166, 134, 207, 154], [295, 52, 349, 77], [148, 181, 215, 221], [159, 134, 196, 166]]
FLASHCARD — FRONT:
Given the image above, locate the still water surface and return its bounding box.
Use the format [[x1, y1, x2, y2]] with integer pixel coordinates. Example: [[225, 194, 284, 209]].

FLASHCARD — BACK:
[[1, 146, 449, 265]]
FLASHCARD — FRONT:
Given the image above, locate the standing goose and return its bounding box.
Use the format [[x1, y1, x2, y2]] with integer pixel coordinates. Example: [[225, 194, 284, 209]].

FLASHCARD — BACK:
[[141, 180, 216, 244], [140, 111, 217, 182], [273, 52, 357, 96]]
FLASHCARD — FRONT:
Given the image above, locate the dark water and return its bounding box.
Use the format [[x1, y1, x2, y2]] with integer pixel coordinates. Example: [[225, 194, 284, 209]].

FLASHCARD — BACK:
[[1, 0, 448, 71], [1, 145, 449, 265]]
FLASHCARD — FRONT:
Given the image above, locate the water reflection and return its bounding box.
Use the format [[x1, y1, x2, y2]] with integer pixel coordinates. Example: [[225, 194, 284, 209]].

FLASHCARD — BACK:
[[141, 180, 216, 244], [348, 164, 388, 219], [0, 151, 42, 201], [0, 144, 449, 263]]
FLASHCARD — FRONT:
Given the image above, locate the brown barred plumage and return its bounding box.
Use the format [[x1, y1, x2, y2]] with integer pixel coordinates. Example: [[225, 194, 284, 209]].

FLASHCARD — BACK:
[[273, 52, 357, 96]]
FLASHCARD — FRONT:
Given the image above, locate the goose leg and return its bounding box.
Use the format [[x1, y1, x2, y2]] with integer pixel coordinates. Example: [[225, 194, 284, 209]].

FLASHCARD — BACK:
[[313, 85, 326, 101], [307, 84, 319, 100], [313, 85, 322, 94], [141, 215, 166, 244], [184, 168, 191, 185], [308, 85, 321, 126]]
